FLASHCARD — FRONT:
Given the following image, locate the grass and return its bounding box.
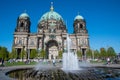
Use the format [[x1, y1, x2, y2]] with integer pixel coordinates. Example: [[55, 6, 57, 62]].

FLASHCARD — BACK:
[[90, 60, 106, 64], [4, 61, 37, 67]]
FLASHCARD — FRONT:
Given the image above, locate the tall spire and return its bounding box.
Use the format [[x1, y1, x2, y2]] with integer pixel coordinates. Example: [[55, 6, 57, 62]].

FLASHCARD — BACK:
[[50, 2, 54, 11]]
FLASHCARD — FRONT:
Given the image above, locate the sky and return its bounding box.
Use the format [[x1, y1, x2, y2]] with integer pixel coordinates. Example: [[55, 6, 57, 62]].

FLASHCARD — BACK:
[[0, 0, 120, 53]]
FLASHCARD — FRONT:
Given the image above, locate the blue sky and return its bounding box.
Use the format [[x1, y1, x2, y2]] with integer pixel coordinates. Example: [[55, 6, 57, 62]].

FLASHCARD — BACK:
[[0, 0, 120, 53]]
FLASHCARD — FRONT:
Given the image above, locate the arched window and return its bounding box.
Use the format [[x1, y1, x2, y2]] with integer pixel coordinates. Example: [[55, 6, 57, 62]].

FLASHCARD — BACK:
[[20, 22, 24, 27], [80, 24, 83, 29]]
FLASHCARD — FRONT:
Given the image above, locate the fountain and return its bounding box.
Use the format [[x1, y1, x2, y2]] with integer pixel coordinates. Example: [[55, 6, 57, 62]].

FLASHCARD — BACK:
[[62, 34, 79, 70], [6, 34, 120, 80]]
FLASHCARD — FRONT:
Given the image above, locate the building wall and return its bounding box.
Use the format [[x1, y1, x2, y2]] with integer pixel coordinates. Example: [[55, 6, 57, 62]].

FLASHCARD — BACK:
[[13, 10, 89, 60]]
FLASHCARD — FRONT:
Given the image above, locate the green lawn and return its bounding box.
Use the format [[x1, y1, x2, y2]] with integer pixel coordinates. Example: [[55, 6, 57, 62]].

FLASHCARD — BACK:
[[4, 61, 37, 67], [90, 60, 106, 64]]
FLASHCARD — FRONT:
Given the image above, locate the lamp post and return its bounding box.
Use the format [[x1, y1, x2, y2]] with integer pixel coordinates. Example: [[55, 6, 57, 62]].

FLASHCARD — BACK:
[[92, 49, 94, 61], [21, 38, 25, 61], [27, 37, 29, 60]]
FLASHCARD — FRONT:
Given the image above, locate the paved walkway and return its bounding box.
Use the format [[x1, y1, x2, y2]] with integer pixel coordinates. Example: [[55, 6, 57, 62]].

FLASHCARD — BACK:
[[0, 63, 120, 80], [90, 63, 120, 68]]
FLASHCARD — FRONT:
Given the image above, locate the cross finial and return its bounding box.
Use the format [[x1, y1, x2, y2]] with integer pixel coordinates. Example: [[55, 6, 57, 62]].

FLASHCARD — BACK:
[[50, 2, 54, 11]]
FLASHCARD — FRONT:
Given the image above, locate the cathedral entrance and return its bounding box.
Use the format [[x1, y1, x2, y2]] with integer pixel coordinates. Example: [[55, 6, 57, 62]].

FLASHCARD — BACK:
[[46, 40, 58, 60]]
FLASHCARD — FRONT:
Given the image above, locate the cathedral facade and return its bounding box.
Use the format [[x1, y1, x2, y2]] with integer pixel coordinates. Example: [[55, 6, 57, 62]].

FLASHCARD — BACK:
[[13, 4, 89, 60]]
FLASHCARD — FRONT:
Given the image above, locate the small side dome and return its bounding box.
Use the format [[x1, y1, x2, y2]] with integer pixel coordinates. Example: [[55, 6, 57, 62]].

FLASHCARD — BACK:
[[19, 13, 29, 19], [74, 14, 84, 20]]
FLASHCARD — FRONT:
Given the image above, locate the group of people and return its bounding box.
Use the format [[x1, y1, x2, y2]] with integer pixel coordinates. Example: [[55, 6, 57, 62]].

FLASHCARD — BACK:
[[106, 57, 120, 65], [41, 59, 56, 66]]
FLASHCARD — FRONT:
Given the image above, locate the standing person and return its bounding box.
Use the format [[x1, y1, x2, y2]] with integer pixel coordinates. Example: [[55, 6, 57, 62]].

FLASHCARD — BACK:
[[1, 58, 4, 66], [52, 59, 56, 66], [107, 57, 110, 65]]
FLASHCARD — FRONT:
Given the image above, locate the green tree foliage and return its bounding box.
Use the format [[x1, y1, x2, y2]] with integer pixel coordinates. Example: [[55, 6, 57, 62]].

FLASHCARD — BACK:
[[77, 50, 82, 58], [9, 48, 17, 59], [86, 49, 92, 59], [58, 50, 63, 59], [0, 46, 9, 60], [20, 49, 26, 60], [94, 50, 100, 59], [100, 48, 107, 59], [107, 47, 116, 57], [30, 49, 37, 59], [40, 49, 46, 59]]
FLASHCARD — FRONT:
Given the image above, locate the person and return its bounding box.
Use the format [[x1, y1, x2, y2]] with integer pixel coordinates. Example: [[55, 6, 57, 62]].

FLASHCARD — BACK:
[[113, 58, 118, 64], [52, 59, 56, 66], [1, 58, 4, 66], [107, 57, 110, 65]]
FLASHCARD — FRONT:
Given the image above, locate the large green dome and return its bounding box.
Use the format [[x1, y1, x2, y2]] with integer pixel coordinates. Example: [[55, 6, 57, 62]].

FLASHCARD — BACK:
[[38, 3, 64, 23], [39, 11, 63, 22]]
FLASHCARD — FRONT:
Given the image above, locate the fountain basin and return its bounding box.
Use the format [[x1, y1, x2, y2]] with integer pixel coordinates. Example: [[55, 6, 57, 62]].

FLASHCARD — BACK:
[[6, 67, 120, 80]]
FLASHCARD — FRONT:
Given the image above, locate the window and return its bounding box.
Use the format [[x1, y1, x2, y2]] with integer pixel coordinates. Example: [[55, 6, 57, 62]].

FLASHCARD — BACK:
[[20, 22, 24, 27], [80, 24, 83, 29]]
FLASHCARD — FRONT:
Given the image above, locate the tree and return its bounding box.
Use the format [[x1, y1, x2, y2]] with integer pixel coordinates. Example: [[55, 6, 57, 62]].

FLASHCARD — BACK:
[[40, 49, 46, 59], [0, 46, 9, 60], [86, 49, 92, 59], [20, 49, 26, 60], [77, 50, 82, 58], [30, 49, 37, 59], [58, 50, 63, 59], [9, 48, 17, 59], [107, 47, 116, 58], [100, 48, 107, 59], [94, 50, 100, 59]]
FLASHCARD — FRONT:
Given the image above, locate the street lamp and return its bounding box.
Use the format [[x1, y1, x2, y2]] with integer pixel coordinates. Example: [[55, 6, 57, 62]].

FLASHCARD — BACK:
[[26, 37, 29, 60], [92, 49, 94, 61], [21, 38, 25, 61]]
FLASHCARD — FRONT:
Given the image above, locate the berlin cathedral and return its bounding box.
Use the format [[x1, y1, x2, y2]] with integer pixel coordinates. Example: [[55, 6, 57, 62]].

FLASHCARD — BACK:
[[13, 3, 89, 60]]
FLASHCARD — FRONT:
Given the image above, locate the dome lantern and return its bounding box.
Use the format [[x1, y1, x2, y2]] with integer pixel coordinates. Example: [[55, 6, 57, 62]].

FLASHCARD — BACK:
[[50, 2, 54, 11]]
